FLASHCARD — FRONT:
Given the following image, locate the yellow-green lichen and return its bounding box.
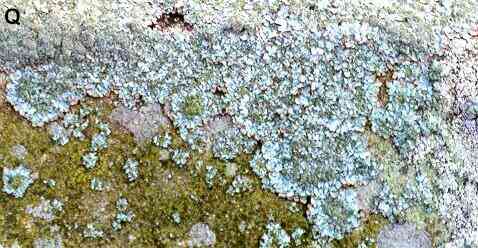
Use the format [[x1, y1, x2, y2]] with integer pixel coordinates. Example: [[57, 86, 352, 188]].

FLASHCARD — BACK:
[[332, 215, 389, 248], [183, 95, 204, 117]]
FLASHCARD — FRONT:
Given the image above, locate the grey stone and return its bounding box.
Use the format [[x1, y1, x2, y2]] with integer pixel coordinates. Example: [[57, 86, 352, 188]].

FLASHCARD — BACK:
[[377, 224, 431, 248], [110, 104, 170, 144]]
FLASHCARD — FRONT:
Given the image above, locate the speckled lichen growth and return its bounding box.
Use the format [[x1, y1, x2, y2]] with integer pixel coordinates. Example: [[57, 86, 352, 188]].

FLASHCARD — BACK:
[[1, 0, 478, 247], [2, 165, 34, 198]]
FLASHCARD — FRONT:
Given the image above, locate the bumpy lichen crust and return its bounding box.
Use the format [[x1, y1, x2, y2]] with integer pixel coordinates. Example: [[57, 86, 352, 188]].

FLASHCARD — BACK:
[[2, 165, 34, 198], [5, 65, 84, 127], [1, 0, 478, 247], [307, 189, 361, 239]]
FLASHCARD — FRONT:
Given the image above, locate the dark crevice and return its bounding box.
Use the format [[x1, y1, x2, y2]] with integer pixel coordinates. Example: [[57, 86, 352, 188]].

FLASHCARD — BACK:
[[147, 9, 193, 32], [212, 85, 227, 97], [376, 70, 394, 107]]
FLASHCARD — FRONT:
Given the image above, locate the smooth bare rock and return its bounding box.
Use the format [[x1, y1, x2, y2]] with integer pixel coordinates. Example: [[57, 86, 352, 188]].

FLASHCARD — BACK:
[[110, 104, 170, 144], [377, 223, 431, 248]]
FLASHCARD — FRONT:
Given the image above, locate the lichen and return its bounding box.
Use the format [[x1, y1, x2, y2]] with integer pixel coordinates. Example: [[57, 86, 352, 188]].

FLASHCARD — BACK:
[[2, 165, 34, 198], [1, 0, 478, 246], [122, 159, 139, 182], [259, 221, 291, 248], [112, 197, 134, 231], [307, 189, 362, 240], [82, 152, 98, 169]]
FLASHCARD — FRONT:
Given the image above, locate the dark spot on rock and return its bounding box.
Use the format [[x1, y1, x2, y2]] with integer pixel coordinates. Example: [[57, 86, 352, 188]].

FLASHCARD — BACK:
[[212, 86, 226, 97], [376, 70, 394, 107], [147, 9, 193, 32]]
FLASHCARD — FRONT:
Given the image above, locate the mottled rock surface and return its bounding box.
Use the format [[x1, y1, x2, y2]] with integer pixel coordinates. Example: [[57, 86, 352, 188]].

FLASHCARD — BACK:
[[110, 104, 170, 144], [377, 224, 431, 248], [1, 0, 478, 247]]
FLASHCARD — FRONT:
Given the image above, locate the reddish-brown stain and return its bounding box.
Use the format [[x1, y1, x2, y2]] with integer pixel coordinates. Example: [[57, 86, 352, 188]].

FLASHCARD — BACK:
[[148, 9, 193, 32], [376, 70, 394, 107]]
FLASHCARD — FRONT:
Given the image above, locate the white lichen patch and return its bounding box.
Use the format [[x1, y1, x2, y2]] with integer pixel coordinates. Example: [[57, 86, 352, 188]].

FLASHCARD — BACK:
[[122, 159, 139, 182], [259, 221, 291, 248], [2, 165, 34, 198], [26, 198, 64, 222]]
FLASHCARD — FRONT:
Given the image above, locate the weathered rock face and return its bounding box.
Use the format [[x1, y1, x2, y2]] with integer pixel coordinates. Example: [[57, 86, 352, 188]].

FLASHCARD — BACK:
[[110, 104, 170, 144], [1, 0, 478, 246], [377, 224, 431, 248]]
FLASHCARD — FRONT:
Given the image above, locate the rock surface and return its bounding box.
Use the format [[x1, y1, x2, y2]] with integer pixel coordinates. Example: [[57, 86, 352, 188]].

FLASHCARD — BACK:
[[110, 104, 170, 144], [377, 224, 431, 248]]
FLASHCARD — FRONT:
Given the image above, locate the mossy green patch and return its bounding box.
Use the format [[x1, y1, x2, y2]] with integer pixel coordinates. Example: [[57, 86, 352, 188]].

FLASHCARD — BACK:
[[332, 214, 389, 248], [0, 101, 311, 247], [0, 107, 52, 246], [120, 139, 309, 247], [183, 95, 204, 117]]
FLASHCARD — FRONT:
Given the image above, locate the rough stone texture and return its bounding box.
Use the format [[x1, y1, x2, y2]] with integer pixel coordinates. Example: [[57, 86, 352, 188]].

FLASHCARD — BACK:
[[1, 0, 478, 246], [377, 224, 431, 248], [110, 104, 170, 144], [0, 73, 6, 106]]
